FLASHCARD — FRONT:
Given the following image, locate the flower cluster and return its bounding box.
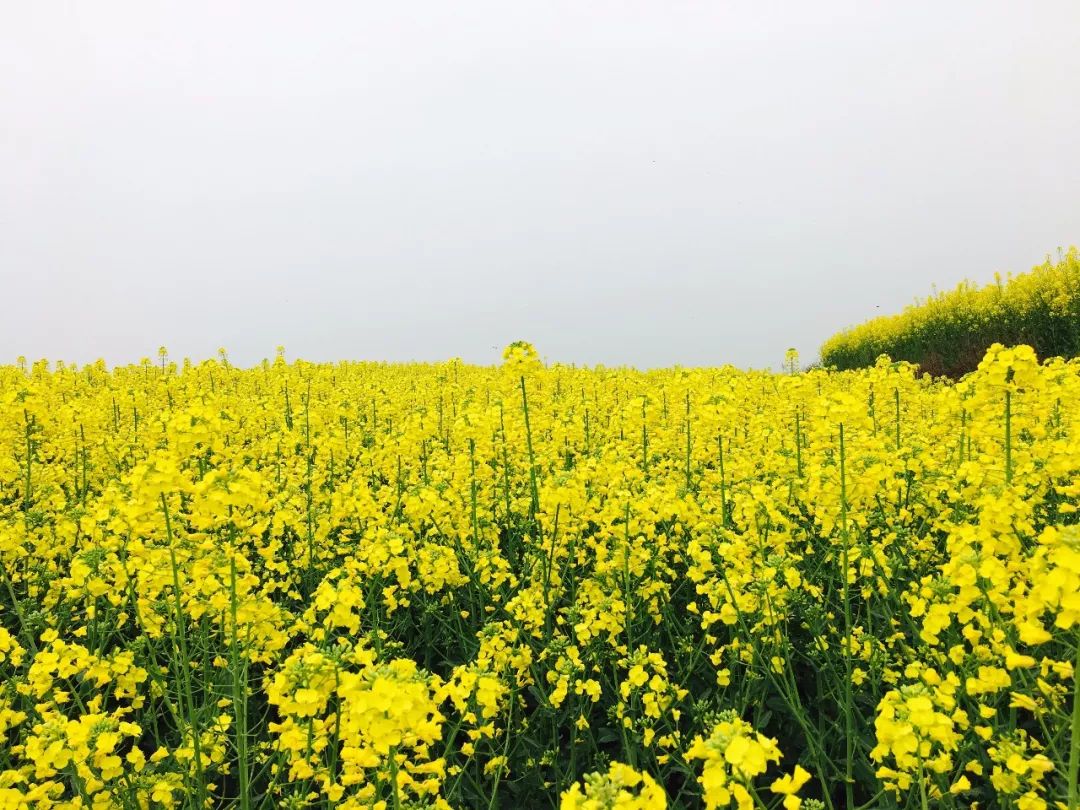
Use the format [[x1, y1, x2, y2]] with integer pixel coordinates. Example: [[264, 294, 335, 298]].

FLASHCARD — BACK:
[[560, 762, 667, 810], [685, 715, 811, 810]]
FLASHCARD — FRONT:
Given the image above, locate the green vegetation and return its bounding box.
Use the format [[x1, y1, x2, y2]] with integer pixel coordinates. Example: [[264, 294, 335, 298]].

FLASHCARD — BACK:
[[821, 248, 1080, 376]]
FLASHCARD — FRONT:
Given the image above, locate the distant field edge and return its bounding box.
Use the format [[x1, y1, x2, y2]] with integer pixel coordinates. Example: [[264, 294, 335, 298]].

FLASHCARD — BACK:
[[820, 247, 1080, 377]]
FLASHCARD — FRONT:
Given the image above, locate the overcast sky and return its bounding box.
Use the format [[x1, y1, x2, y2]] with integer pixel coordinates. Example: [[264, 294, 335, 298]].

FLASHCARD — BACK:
[[3, 2, 1078, 369]]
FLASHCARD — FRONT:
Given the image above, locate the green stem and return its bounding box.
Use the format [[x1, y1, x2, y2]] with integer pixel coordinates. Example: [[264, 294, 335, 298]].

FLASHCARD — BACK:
[[1068, 632, 1080, 809], [641, 398, 649, 477], [388, 747, 402, 810], [718, 434, 729, 528], [1005, 389, 1013, 484], [229, 556, 251, 810], [520, 377, 540, 517], [839, 423, 855, 810], [469, 438, 480, 545], [161, 493, 206, 808], [22, 411, 33, 512], [894, 387, 901, 450], [795, 408, 804, 478], [685, 390, 693, 492]]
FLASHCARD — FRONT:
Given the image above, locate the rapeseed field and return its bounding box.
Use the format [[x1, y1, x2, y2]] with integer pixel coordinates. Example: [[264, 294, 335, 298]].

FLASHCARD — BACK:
[[1, 342, 1078, 809], [821, 248, 1080, 376]]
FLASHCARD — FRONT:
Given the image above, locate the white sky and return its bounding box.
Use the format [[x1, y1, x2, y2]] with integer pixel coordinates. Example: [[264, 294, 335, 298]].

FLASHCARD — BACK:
[[2, 1, 1079, 369]]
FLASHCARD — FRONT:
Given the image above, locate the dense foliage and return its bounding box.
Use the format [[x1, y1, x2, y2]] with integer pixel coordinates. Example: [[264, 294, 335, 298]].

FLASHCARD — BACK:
[[1, 343, 1079, 809], [821, 249, 1080, 376]]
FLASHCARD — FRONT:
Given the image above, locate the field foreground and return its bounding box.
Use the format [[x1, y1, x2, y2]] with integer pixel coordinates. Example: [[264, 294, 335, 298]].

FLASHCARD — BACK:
[[1, 345, 1079, 809]]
